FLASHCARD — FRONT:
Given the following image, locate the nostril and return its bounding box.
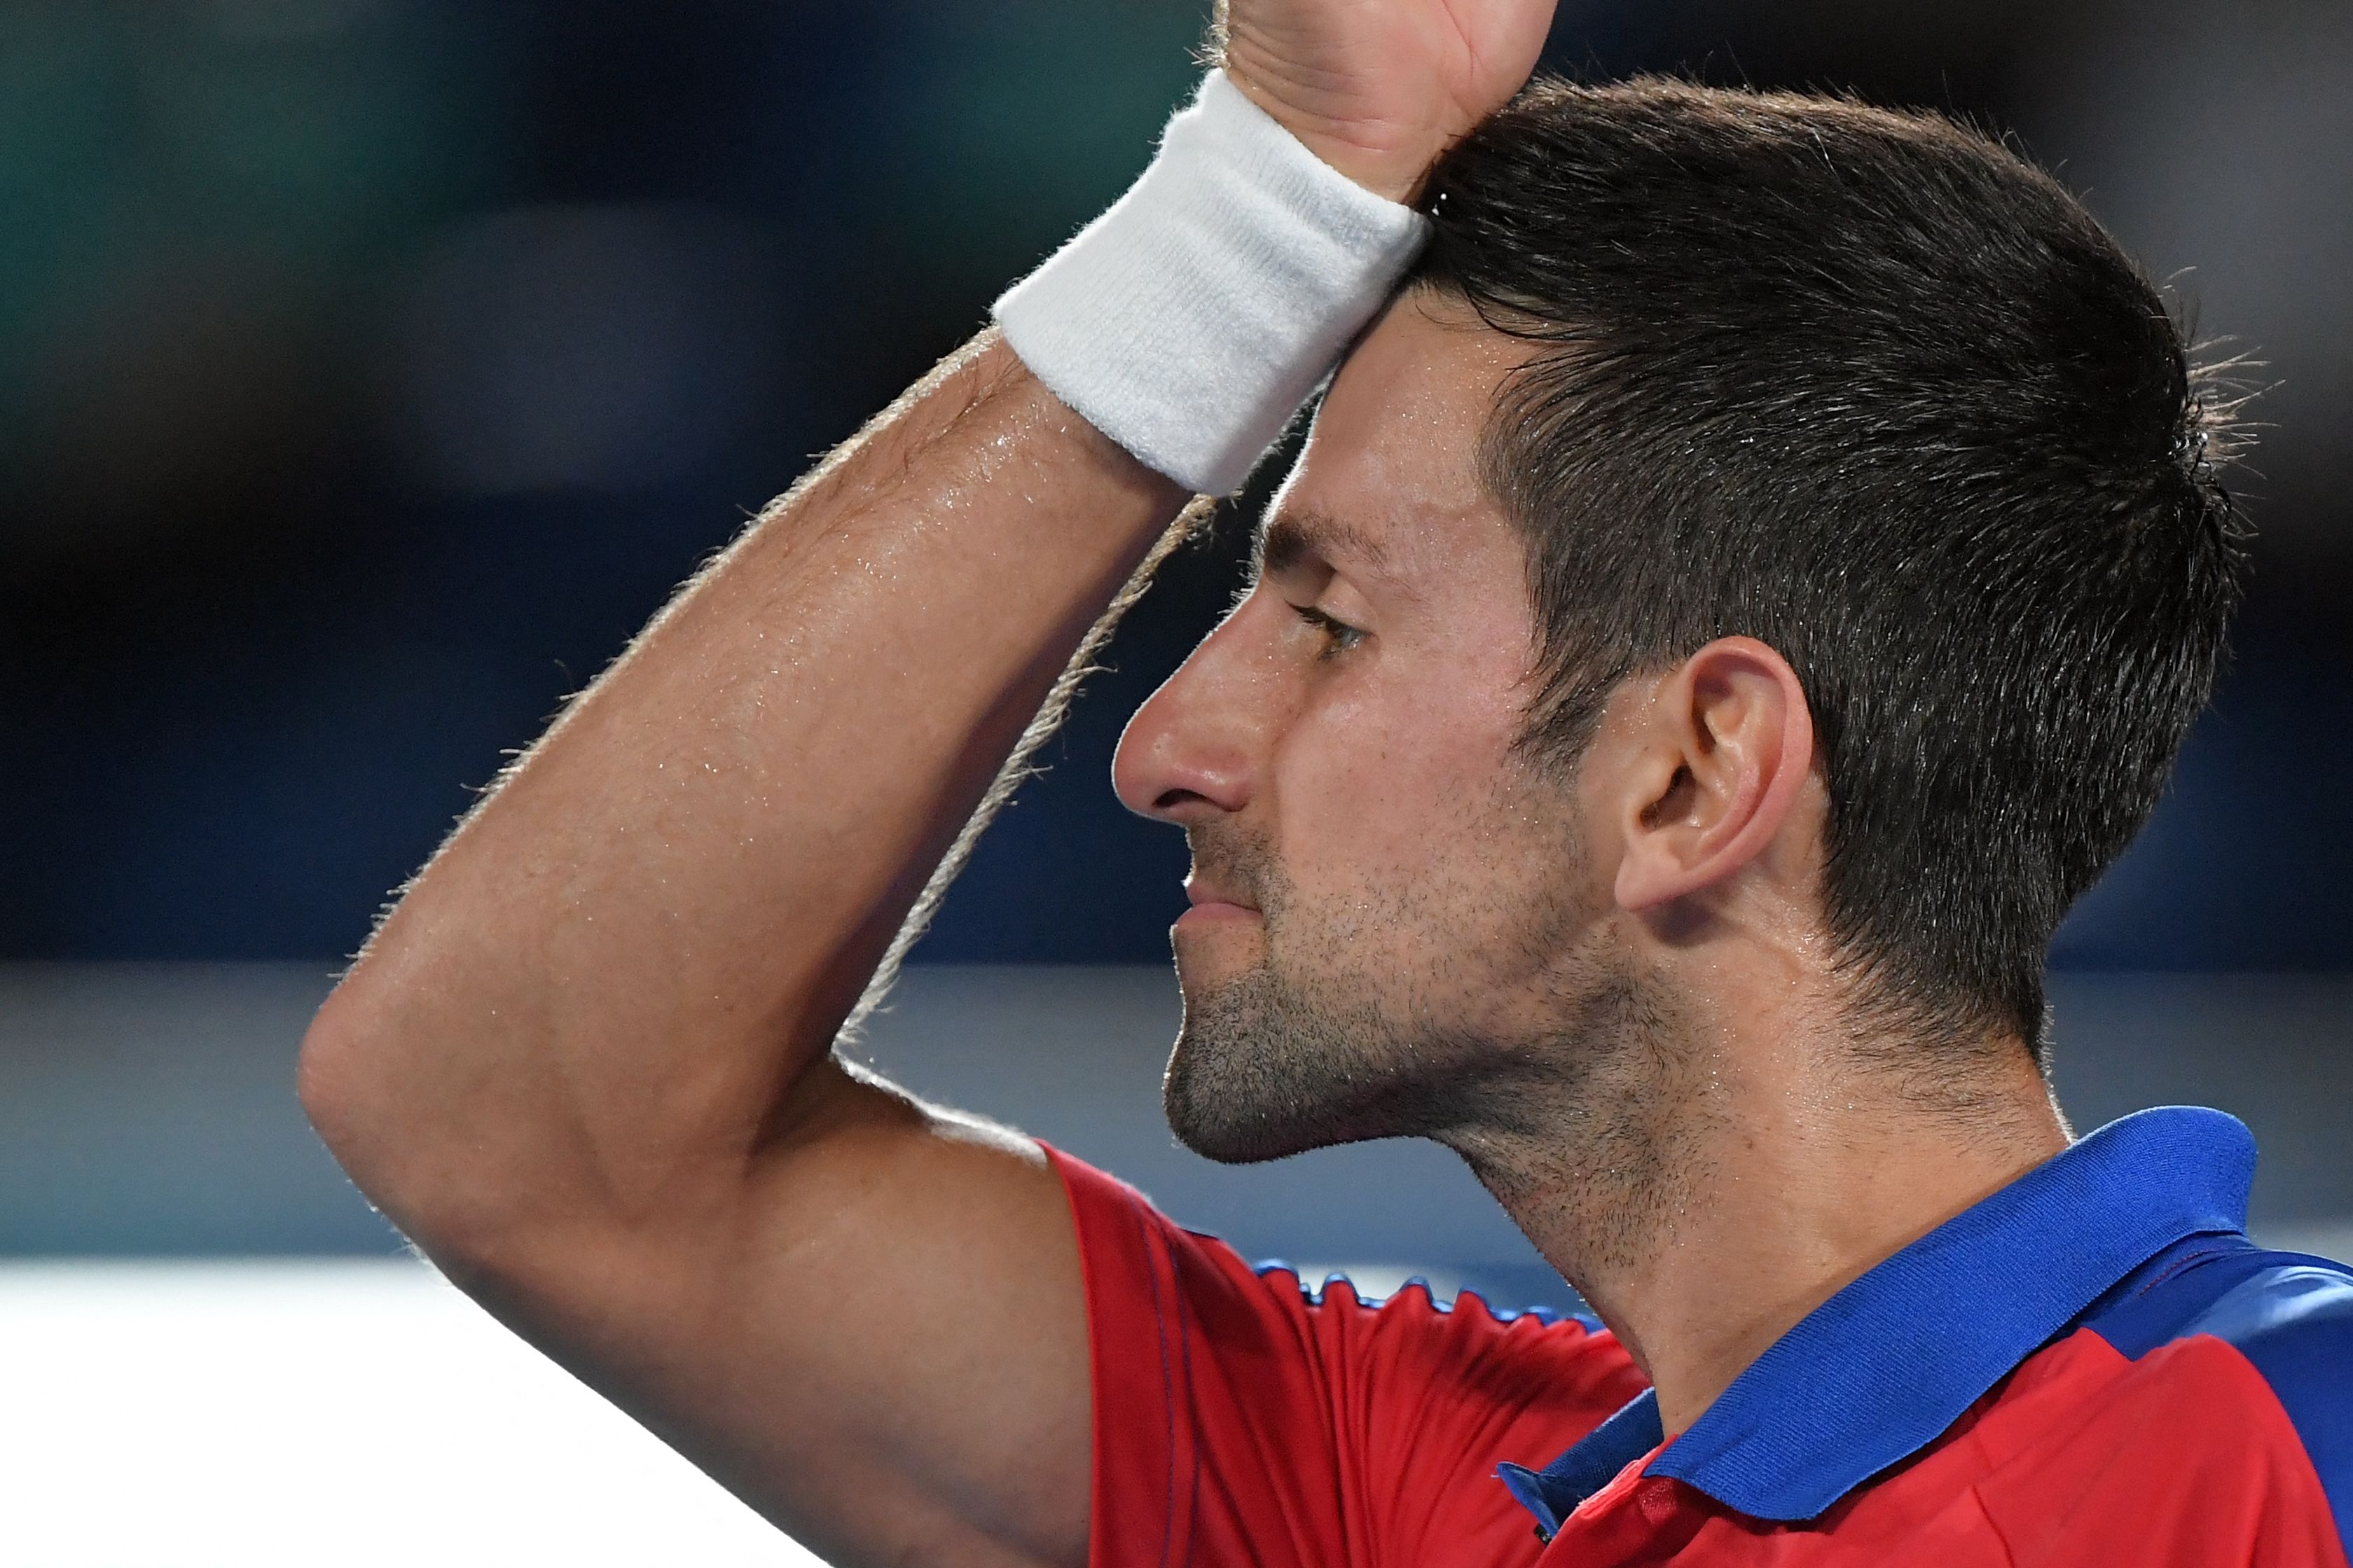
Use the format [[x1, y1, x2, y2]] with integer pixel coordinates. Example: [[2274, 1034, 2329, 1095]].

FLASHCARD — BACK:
[[1153, 787, 1214, 814]]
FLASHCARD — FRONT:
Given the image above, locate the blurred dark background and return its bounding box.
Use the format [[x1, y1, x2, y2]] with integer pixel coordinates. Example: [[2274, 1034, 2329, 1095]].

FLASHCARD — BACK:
[[1, 12, 2341, 1553], [3, 0, 2348, 972], [1, 1, 2348, 1283]]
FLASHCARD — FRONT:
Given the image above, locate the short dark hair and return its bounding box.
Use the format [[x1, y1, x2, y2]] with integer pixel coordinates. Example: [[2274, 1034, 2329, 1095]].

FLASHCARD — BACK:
[[1411, 78, 2249, 1059]]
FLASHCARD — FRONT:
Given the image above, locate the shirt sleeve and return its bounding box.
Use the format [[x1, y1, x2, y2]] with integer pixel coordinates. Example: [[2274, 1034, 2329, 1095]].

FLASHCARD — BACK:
[[1043, 1143, 1650, 1568]]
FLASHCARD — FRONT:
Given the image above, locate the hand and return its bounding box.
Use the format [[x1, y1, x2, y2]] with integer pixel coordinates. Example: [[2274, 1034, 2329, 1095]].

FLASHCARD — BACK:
[[1213, 0, 1559, 202]]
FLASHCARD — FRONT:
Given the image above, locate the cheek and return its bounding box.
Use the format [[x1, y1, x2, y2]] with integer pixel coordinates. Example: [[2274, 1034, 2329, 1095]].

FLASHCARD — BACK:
[[1265, 673, 1528, 896]]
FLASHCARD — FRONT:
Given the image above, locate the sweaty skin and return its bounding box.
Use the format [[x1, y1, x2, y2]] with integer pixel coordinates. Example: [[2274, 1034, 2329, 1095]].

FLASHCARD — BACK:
[[301, 0, 2087, 1552], [298, 3, 1559, 1564], [309, 338, 1169, 1566], [1122, 293, 2069, 1432]]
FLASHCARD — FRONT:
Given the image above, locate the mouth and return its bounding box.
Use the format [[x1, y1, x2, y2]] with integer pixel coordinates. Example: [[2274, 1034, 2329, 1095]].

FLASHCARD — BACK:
[[1183, 877, 1257, 910], [1179, 879, 1261, 924]]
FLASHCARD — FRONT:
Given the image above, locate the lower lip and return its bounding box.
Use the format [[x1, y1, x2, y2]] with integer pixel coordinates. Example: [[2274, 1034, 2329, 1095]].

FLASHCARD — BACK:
[[1176, 901, 1260, 929]]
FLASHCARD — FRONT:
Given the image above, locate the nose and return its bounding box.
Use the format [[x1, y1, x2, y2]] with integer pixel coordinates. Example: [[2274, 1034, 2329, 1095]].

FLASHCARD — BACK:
[[1112, 597, 1277, 826]]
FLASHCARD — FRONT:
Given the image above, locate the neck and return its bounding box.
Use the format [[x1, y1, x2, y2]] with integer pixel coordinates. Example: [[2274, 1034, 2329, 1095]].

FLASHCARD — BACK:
[[1447, 969, 2070, 1437]]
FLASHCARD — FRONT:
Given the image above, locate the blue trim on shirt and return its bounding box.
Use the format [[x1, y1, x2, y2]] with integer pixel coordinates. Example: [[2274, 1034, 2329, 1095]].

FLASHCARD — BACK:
[[2082, 1238, 2353, 1553], [2078, 1230, 2284, 1358], [1499, 1106, 2261, 1529], [2214, 1265, 2353, 1552], [1498, 1389, 1663, 1540], [1250, 1259, 1582, 1324]]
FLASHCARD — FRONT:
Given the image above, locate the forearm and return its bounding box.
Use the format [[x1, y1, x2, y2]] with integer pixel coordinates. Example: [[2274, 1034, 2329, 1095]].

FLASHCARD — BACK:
[[301, 331, 1186, 1245], [287, 11, 1565, 1557]]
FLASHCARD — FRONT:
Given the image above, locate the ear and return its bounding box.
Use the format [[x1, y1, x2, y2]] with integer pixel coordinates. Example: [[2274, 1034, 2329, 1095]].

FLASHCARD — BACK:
[[1608, 637, 1817, 913]]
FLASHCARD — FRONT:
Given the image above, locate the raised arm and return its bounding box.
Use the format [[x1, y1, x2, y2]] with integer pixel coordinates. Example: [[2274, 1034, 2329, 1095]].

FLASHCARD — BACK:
[[302, 335, 1176, 1562], [297, 4, 1555, 1564]]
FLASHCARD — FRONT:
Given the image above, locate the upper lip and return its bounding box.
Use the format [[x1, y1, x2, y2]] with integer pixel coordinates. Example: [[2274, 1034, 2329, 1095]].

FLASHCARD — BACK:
[[1184, 879, 1258, 910]]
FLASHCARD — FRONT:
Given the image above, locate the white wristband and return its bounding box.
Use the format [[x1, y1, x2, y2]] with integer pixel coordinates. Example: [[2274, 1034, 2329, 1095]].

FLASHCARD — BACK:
[[993, 71, 1431, 497]]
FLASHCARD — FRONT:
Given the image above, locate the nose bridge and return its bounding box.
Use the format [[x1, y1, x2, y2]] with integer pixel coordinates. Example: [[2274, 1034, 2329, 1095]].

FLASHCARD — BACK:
[[1114, 593, 1282, 819]]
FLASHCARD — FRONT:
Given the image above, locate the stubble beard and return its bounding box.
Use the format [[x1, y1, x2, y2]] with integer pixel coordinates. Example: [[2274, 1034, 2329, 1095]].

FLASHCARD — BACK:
[[1161, 791, 1631, 1169], [1165, 938, 1454, 1165], [1161, 807, 1715, 1287]]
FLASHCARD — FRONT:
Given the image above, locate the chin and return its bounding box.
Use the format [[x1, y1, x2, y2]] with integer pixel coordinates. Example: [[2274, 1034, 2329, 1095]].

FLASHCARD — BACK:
[[1162, 1043, 1408, 1166], [1162, 1059, 1327, 1165], [1161, 957, 1428, 1167], [1170, 922, 1260, 992]]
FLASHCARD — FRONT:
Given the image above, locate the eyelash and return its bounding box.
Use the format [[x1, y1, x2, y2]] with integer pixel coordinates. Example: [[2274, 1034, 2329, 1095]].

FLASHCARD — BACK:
[[1292, 604, 1365, 658]]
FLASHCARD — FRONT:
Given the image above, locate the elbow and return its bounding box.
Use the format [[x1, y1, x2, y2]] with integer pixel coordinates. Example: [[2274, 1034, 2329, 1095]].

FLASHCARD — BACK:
[[298, 970, 474, 1252], [298, 978, 396, 1197], [298, 964, 573, 1280]]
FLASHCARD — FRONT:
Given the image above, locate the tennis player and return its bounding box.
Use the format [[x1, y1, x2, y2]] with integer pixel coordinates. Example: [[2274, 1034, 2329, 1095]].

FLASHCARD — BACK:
[[300, 0, 2352, 1562]]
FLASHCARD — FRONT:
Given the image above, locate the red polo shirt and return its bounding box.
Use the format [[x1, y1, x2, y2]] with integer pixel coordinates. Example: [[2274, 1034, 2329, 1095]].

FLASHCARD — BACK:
[[1044, 1107, 2353, 1567]]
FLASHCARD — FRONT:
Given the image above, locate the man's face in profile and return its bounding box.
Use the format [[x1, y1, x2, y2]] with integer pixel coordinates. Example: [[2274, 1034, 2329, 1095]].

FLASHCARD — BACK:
[[1112, 295, 1624, 1164]]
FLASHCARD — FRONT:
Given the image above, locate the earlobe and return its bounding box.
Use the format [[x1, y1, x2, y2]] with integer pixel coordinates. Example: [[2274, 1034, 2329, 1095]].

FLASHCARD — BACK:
[[1610, 638, 1816, 913]]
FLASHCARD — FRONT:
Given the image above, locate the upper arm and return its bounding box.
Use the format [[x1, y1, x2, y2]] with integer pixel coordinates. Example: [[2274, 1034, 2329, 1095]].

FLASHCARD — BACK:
[[432, 1055, 1093, 1568], [288, 332, 1180, 1567]]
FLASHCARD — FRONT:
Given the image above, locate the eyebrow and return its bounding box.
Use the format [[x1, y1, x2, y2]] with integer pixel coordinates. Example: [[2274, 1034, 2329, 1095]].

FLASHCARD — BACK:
[[1256, 508, 1391, 581]]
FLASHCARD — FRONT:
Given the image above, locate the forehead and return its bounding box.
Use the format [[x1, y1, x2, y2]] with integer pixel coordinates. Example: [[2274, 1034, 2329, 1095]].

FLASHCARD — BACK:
[[1261, 291, 1538, 587]]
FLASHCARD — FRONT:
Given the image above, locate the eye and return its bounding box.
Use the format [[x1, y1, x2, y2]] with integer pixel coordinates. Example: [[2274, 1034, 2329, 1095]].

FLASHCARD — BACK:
[[1292, 603, 1365, 658]]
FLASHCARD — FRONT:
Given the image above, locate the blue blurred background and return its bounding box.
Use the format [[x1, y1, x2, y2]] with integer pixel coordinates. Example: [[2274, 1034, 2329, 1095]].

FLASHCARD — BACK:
[[1, 0, 2347, 1272]]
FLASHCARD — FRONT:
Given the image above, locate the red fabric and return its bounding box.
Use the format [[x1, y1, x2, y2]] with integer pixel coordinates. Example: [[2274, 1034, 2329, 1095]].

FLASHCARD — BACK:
[[1536, 1328, 2352, 1567], [1047, 1146, 2351, 1568], [1044, 1144, 1647, 1568]]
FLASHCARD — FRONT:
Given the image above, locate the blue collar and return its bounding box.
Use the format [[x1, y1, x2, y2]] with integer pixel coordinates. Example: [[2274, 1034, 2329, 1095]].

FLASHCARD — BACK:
[[1500, 1106, 2258, 1532]]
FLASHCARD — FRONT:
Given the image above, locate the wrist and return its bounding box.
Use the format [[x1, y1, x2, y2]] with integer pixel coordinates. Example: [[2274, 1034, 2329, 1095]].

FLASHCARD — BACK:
[[991, 71, 1430, 497]]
